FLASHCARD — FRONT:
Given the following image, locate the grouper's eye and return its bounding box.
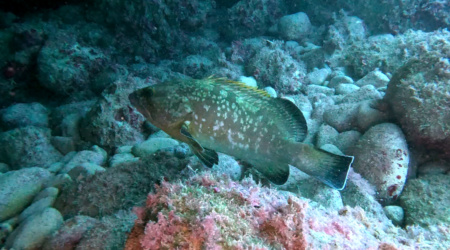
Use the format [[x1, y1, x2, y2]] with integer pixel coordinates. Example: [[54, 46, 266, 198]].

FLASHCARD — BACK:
[[142, 87, 154, 97]]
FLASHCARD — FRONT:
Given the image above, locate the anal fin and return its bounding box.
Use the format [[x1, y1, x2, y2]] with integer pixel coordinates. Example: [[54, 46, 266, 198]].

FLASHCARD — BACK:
[[253, 162, 290, 185]]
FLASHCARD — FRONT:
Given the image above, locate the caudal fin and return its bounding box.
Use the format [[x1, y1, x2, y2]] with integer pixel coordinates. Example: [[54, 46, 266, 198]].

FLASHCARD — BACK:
[[289, 144, 354, 190], [313, 149, 353, 190]]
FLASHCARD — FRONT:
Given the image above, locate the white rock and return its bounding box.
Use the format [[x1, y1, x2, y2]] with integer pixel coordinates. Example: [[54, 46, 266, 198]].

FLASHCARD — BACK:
[[238, 76, 258, 88], [316, 124, 339, 147], [306, 68, 331, 86], [0, 168, 52, 222], [356, 100, 389, 132], [5, 208, 63, 249], [32, 187, 59, 203], [61, 150, 106, 173], [305, 84, 335, 96], [351, 123, 409, 202], [132, 137, 180, 157], [51, 136, 76, 155], [109, 153, 139, 168], [278, 12, 311, 40], [264, 87, 277, 97], [383, 205, 404, 226], [355, 69, 390, 88], [213, 154, 243, 181], [18, 196, 57, 222], [335, 83, 360, 95], [323, 103, 359, 132], [67, 163, 106, 179], [328, 75, 354, 89], [115, 145, 133, 154]]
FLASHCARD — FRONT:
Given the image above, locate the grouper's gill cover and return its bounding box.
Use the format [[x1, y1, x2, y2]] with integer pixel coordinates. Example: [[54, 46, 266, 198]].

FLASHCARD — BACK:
[[129, 78, 354, 190]]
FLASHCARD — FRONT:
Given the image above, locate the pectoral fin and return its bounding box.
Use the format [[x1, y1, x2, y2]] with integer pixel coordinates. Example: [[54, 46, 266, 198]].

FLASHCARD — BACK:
[[180, 122, 218, 168]]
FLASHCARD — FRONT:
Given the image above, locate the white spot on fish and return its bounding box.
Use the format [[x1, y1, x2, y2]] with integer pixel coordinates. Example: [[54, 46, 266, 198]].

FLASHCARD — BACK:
[[220, 90, 228, 98], [203, 104, 210, 111]]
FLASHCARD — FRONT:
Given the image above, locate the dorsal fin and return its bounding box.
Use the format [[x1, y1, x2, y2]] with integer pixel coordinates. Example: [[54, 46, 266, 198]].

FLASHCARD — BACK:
[[206, 77, 271, 98], [271, 98, 308, 142]]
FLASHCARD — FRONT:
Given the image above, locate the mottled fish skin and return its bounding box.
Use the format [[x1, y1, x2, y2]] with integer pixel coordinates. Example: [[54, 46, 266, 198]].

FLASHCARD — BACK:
[[129, 78, 354, 189]]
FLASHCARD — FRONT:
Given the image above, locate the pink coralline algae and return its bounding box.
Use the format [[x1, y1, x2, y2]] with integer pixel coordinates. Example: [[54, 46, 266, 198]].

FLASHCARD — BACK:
[[125, 173, 427, 249]]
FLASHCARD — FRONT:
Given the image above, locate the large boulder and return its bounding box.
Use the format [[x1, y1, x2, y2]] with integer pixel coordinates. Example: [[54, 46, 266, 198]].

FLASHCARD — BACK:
[[384, 54, 450, 159], [0, 126, 62, 169]]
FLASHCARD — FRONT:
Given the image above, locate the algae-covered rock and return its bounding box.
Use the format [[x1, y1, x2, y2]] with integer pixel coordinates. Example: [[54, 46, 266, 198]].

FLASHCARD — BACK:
[[399, 173, 450, 227], [1, 102, 49, 130], [384, 53, 450, 159], [0, 126, 62, 169]]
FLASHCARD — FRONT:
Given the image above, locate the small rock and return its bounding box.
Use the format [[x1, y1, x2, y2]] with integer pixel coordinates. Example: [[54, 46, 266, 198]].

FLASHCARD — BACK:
[[148, 130, 170, 139], [328, 75, 354, 89], [42, 215, 98, 250], [132, 138, 180, 157], [238, 76, 258, 88], [355, 69, 390, 88], [32, 187, 59, 203], [0, 162, 9, 173], [67, 163, 106, 180], [264, 87, 277, 97], [417, 160, 450, 176], [278, 12, 311, 40], [344, 16, 367, 41], [334, 130, 361, 154], [1, 102, 49, 129], [335, 83, 360, 95], [109, 153, 139, 168], [305, 68, 331, 86], [91, 145, 107, 160], [383, 205, 404, 226], [213, 154, 243, 181], [319, 144, 344, 156], [0, 168, 52, 222], [51, 136, 76, 155], [351, 123, 409, 203], [47, 174, 72, 189], [305, 84, 335, 96], [355, 100, 389, 132], [60, 151, 77, 164], [323, 103, 359, 132], [337, 85, 383, 104], [5, 208, 63, 249], [61, 150, 106, 173], [316, 124, 339, 147], [46, 162, 64, 174], [399, 174, 449, 226], [115, 145, 133, 154], [18, 196, 57, 222]]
